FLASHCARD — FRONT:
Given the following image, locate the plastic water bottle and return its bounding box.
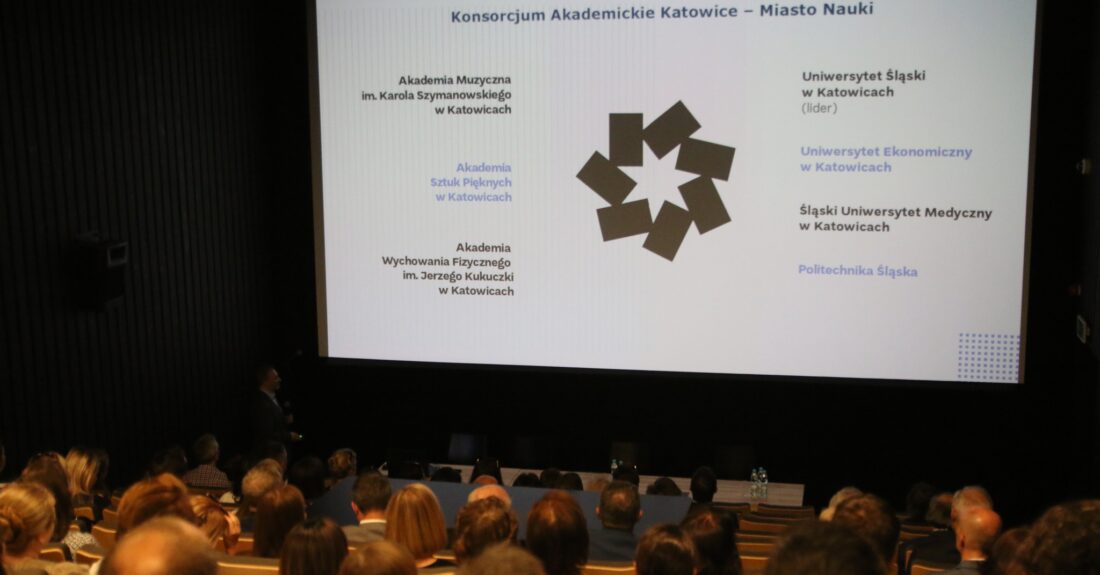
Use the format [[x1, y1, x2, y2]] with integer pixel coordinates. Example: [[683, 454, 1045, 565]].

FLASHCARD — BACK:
[[759, 468, 769, 500], [749, 468, 761, 500]]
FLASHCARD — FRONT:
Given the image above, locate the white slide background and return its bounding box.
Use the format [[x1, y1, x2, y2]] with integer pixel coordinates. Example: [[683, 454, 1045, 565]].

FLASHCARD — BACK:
[[315, 0, 1036, 383]]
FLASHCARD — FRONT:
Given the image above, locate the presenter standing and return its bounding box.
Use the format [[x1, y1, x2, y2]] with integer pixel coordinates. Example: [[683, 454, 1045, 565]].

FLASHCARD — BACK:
[[250, 365, 301, 449]]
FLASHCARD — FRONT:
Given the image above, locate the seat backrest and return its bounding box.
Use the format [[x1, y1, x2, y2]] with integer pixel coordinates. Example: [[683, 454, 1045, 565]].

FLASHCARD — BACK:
[[738, 518, 790, 534], [103, 508, 118, 523], [216, 555, 279, 575], [736, 541, 776, 556], [910, 562, 952, 575], [582, 561, 635, 575], [92, 523, 117, 548], [740, 555, 770, 575], [38, 543, 69, 563], [74, 545, 108, 565], [755, 504, 815, 518], [74, 506, 96, 521]]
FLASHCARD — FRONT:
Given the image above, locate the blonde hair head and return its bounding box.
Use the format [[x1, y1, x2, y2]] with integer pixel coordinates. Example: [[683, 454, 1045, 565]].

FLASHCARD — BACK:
[[65, 446, 102, 496], [0, 482, 57, 556], [384, 484, 447, 560]]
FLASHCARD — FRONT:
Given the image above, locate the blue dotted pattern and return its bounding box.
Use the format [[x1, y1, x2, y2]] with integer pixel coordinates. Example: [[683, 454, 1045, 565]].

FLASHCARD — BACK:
[[957, 333, 1020, 383]]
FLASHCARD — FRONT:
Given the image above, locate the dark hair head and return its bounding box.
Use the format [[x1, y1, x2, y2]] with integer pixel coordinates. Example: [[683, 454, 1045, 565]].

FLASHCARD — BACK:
[[681, 507, 741, 575], [512, 473, 542, 488], [20, 452, 73, 541], [525, 491, 589, 575], [253, 485, 307, 558], [690, 467, 717, 503], [279, 518, 348, 575], [339, 540, 417, 575], [1015, 499, 1100, 575], [904, 482, 936, 521], [981, 526, 1029, 575], [192, 435, 220, 466], [327, 449, 358, 480], [557, 473, 583, 491], [454, 497, 518, 563], [926, 493, 954, 527], [612, 464, 640, 487], [635, 524, 697, 575], [647, 477, 683, 497], [540, 468, 562, 487], [831, 494, 900, 564], [288, 456, 327, 500], [430, 467, 463, 483], [470, 458, 503, 485], [456, 544, 547, 575], [256, 364, 277, 386], [117, 473, 196, 538], [148, 446, 189, 478], [599, 481, 642, 530], [764, 520, 885, 575], [352, 472, 392, 514]]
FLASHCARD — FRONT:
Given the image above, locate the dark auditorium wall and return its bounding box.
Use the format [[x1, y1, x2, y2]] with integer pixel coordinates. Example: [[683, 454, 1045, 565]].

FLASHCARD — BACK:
[[0, 0, 293, 479]]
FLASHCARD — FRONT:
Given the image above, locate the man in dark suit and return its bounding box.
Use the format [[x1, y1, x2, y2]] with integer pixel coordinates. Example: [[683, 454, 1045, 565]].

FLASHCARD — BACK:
[[342, 472, 392, 543], [249, 365, 300, 448], [588, 480, 643, 562]]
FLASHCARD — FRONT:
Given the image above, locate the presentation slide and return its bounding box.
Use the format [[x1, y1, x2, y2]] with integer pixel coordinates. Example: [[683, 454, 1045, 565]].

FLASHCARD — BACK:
[[314, 0, 1037, 383]]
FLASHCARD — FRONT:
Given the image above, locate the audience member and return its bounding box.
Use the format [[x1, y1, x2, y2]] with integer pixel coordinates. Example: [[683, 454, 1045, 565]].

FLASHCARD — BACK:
[[326, 449, 358, 489], [512, 473, 541, 488], [456, 544, 547, 575], [590, 481, 642, 561], [831, 493, 900, 567], [147, 446, 188, 478], [429, 467, 462, 483], [182, 434, 232, 491], [288, 456, 327, 500], [190, 495, 240, 551], [689, 467, 717, 505], [20, 453, 81, 544], [979, 526, 1028, 575], [586, 477, 611, 493], [384, 483, 449, 568], [557, 473, 583, 491], [904, 487, 993, 575], [280, 518, 348, 575], [611, 464, 640, 487], [339, 540, 417, 575], [764, 520, 885, 575], [940, 508, 1001, 575], [681, 507, 742, 575], [818, 486, 862, 521], [1014, 499, 1100, 575], [470, 459, 503, 485], [453, 498, 518, 564], [473, 475, 499, 486], [525, 491, 589, 575], [116, 473, 196, 539], [238, 460, 284, 532], [646, 477, 683, 497], [635, 524, 697, 575], [253, 485, 306, 558], [99, 517, 215, 575], [467, 485, 512, 510], [540, 469, 563, 488], [64, 446, 111, 519], [0, 482, 87, 574], [903, 482, 937, 526], [344, 472, 391, 544]]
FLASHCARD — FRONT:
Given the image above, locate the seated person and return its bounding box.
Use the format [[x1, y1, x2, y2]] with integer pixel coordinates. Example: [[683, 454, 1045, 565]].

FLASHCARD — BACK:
[[453, 498, 517, 564], [635, 525, 697, 575], [0, 482, 88, 574], [383, 484, 451, 569], [280, 518, 348, 575], [525, 491, 588, 575], [588, 481, 642, 562]]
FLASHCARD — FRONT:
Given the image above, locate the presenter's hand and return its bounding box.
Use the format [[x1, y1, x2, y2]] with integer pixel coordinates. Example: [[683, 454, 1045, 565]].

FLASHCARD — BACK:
[[289, 431, 302, 442]]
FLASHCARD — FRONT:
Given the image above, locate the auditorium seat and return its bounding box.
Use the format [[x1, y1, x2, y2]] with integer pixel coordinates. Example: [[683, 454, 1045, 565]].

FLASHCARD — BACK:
[[38, 543, 69, 562], [92, 523, 117, 548], [102, 507, 118, 523], [736, 541, 776, 556], [74, 545, 107, 565], [229, 534, 254, 556], [74, 506, 96, 521], [740, 555, 769, 575], [735, 531, 779, 543], [713, 502, 751, 515], [910, 561, 953, 575], [738, 517, 789, 534], [899, 528, 933, 542], [216, 554, 279, 575], [582, 561, 635, 575], [742, 513, 807, 524], [755, 503, 815, 518]]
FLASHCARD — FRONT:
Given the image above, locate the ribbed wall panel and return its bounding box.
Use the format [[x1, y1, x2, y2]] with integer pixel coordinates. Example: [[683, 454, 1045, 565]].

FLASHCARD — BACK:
[[0, 0, 275, 481]]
